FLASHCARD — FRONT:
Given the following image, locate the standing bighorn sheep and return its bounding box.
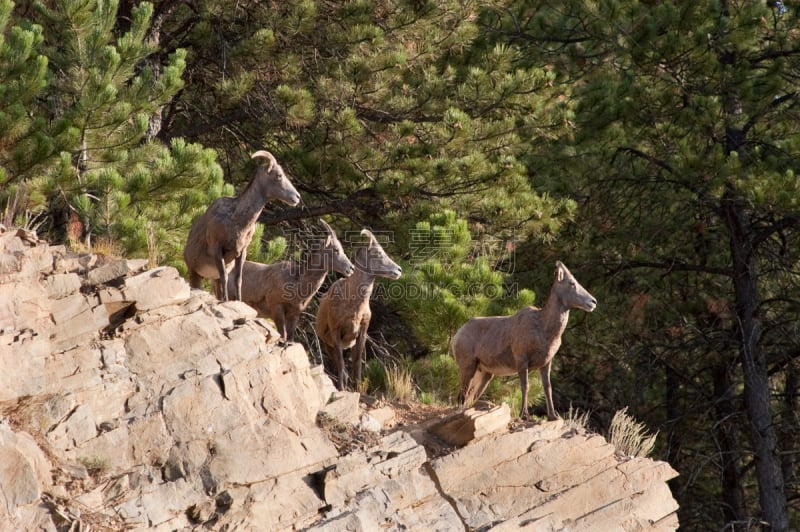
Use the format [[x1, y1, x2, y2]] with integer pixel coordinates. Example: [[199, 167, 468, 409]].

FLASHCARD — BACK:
[[315, 229, 402, 390], [183, 150, 301, 302], [225, 220, 355, 345], [451, 261, 596, 420]]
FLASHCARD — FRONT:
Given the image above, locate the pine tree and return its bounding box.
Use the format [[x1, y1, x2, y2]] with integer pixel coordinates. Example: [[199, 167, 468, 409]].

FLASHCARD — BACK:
[[7, 0, 225, 261], [397, 209, 534, 355], [0, 0, 48, 219]]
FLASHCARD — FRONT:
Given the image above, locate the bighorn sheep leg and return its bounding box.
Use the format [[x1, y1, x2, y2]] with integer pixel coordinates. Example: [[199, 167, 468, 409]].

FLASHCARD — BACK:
[[466, 370, 493, 406], [214, 243, 229, 302], [333, 339, 347, 390], [540, 362, 556, 421], [233, 253, 246, 302], [352, 321, 369, 388]]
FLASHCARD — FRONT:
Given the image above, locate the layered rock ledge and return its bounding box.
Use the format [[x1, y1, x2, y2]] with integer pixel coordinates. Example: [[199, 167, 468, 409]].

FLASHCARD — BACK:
[[0, 228, 679, 530]]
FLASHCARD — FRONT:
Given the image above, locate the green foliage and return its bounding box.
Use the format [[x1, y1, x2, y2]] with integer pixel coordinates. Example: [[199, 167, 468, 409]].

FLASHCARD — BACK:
[[0, 1, 223, 261], [33, 0, 196, 248], [164, 0, 576, 246], [247, 227, 287, 266], [112, 140, 224, 265], [411, 354, 460, 405], [362, 358, 388, 396], [0, 0, 48, 192], [417, 391, 435, 406], [485, 376, 542, 417], [396, 209, 535, 355]]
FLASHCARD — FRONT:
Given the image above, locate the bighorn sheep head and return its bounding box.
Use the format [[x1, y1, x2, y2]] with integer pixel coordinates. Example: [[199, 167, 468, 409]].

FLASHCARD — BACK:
[[357, 229, 402, 280], [251, 150, 301, 206], [319, 219, 355, 277]]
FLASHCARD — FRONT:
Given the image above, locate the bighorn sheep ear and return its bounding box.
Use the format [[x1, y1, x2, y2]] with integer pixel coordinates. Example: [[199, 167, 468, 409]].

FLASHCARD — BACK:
[[251, 150, 276, 171], [556, 261, 565, 282]]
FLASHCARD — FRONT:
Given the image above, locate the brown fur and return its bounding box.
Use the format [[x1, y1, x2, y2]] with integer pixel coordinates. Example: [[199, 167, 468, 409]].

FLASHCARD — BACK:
[[315, 230, 402, 390], [183, 150, 300, 301], [227, 220, 354, 344], [451, 261, 597, 420]]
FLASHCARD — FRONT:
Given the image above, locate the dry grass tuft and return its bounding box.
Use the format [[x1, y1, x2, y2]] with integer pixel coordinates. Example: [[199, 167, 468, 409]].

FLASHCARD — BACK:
[[92, 236, 124, 258], [564, 404, 591, 431], [147, 222, 159, 268], [608, 407, 657, 458], [385, 363, 415, 403]]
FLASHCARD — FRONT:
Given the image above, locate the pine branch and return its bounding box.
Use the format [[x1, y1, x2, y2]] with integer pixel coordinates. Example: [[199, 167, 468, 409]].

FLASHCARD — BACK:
[[612, 147, 675, 174], [752, 214, 800, 248], [608, 259, 733, 278], [257, 188, 397, 226]]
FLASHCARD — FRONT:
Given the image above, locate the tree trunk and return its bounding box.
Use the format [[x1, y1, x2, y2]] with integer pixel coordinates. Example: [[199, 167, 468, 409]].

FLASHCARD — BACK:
[[665, 364, 683, 495], [717, 1, 788, 518], [723, 197, 788, 530], [712, 361, 746, 523], [780, 358, 798, 506]]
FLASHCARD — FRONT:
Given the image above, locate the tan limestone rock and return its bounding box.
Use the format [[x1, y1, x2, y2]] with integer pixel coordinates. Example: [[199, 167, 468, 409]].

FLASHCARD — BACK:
[[86, 258, 148, 285], [319, 390, 361, 426], [311, 363, 337, 405], [312, 430, 463, 530], [0, 424, 51, 507], [49, 292, 109, 351], [365, 405, 397, 431], [43, 273, 81, 300], [429, 400, 511, 446], [122, 266, 190, 311]]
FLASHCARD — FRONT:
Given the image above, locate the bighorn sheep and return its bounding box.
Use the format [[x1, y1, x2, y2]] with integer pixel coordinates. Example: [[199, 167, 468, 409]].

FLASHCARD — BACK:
[[315, 229, 402, 390], [183, 150, 301, 302], [225, 220, 355, 345], [451, 261, 597, 420]]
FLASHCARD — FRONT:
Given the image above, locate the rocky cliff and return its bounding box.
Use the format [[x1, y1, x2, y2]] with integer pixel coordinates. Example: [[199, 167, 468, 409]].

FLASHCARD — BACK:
[[0, 227, 680, 531]]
